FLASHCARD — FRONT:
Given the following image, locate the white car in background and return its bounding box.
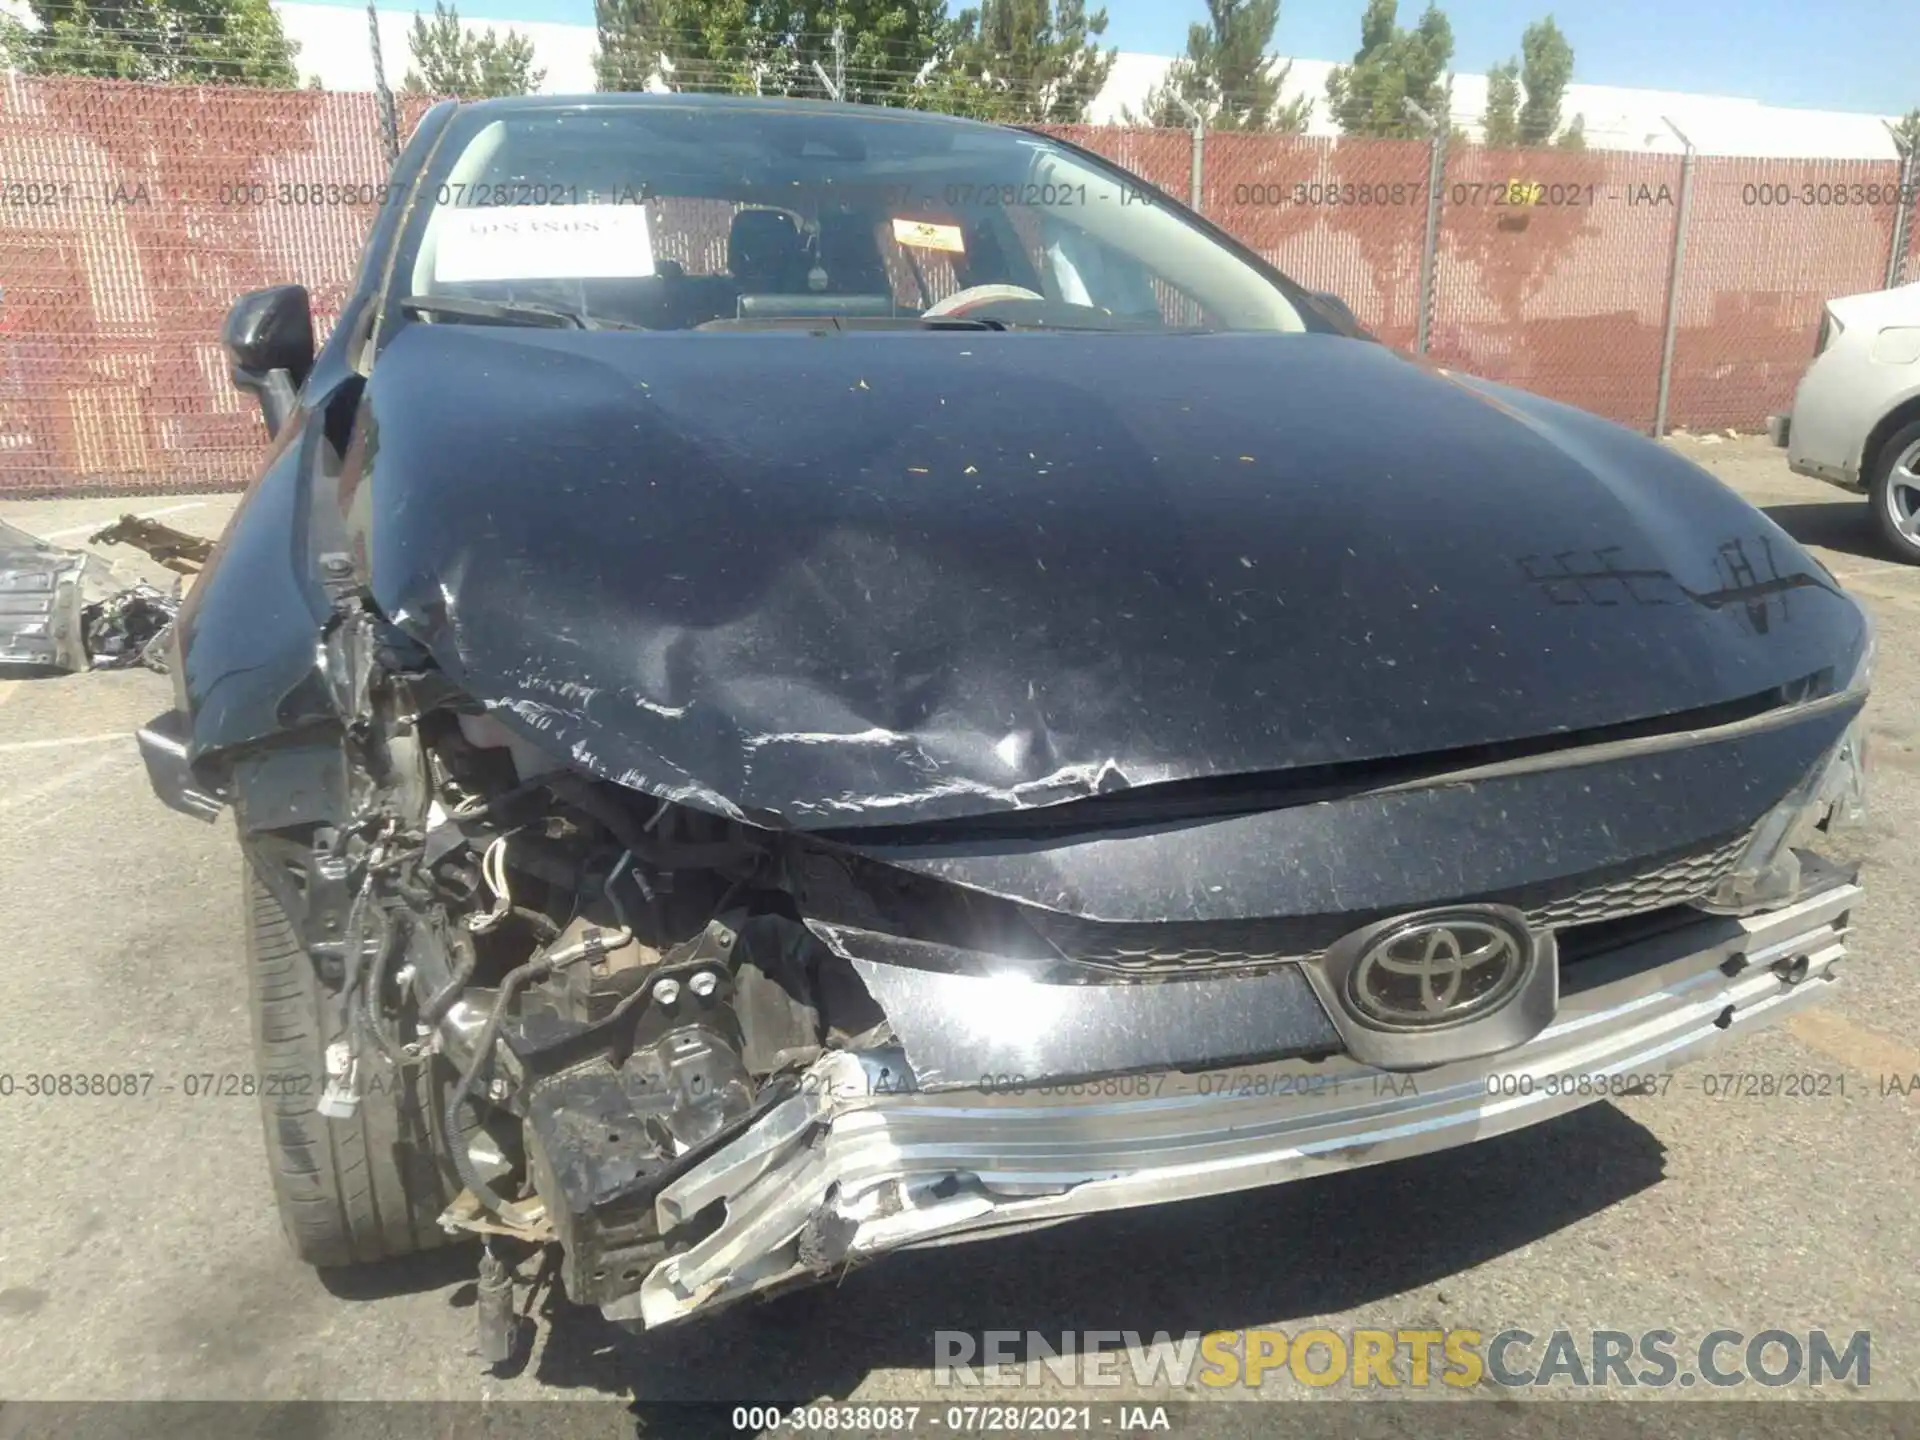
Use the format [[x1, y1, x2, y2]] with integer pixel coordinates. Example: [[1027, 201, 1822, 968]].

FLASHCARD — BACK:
[[1770, 279, 1920, 563]]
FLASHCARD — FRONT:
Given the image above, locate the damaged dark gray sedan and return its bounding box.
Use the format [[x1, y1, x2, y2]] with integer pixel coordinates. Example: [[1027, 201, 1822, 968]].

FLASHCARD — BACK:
[[141, 94, 1874, 1354]]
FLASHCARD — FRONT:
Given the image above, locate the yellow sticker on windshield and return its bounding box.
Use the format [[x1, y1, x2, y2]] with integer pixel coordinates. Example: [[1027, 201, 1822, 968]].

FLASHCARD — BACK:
[[891, 217, 966, 254]]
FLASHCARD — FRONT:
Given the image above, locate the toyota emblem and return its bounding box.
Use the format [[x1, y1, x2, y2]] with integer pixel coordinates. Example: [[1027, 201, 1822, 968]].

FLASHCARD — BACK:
[[1345, 912, 1533, 1030]]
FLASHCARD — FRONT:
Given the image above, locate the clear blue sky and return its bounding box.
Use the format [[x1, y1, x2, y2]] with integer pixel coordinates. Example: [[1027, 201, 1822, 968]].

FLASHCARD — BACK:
[[317, 0, 1917, 116]]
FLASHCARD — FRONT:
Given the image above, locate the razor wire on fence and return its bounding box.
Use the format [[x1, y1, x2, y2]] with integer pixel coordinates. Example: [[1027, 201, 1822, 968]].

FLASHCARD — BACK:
[[0, 71, 1916, 497]]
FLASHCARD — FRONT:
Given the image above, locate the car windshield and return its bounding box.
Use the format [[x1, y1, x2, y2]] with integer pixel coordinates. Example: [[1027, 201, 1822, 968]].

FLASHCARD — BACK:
[[389, 100, 1321, 335]]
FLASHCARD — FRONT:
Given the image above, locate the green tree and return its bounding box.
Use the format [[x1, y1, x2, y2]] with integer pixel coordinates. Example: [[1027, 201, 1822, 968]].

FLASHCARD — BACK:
[[1, 0, 300, 85], [901, 68, 1014, 119], [1892, 108, 1920, 158], [1324, 0, 1453, 138], [946, 0, 1116, 123], [1515, 15, 1571, 143], [785, 2, 953, 105], [1479, 15, 1581, 148], [1481, 56, 1519, 146], [595, 0, 951, 105], [401, 1, 545, 98], [596, 0, 752, 94], [1128, 0, 1311, 132], [1444, 16, 1601, 358]]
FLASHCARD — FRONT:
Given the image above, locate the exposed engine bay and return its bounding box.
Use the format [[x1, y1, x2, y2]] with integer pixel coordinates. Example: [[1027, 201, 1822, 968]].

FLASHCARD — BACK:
[[240, 607, 917, 1329]]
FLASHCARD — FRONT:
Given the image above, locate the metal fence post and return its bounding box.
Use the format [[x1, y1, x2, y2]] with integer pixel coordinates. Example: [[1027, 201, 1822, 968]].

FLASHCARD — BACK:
[[1887, 139, 1917, 289], [1404, 98, 1446, 356], [1653, 117, 1696, 438], [1191, 123, 1206, 214], [1176, 96, 1206, 215]]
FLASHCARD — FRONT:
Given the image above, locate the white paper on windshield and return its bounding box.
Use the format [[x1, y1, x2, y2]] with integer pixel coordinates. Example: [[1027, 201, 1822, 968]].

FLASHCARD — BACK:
[[433, 204, 657, 283]]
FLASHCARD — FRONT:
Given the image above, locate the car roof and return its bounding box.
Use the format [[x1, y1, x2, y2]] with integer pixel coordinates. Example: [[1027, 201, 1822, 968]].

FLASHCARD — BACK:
[[448, 92, 1016, 135]]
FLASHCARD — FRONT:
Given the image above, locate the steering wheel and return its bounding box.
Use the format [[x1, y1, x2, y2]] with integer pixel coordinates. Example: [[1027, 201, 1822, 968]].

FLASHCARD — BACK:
[[922, 284, 1045, 319]]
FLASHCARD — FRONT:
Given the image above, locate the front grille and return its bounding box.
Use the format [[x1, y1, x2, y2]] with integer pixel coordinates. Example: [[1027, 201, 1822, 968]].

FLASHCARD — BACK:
[[1523, 829, 1751, 929], [1059, 939, 1310, 974], [1028, 913, 1326, 976], [1034, 831, 1754, 976]]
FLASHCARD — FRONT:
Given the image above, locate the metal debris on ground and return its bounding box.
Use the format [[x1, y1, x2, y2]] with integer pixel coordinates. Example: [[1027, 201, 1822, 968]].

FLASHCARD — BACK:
[[0, 518, 190, 675], [88, 513, 214, 575], [82, 583, 179, 671], [0, 521, 98, 673]]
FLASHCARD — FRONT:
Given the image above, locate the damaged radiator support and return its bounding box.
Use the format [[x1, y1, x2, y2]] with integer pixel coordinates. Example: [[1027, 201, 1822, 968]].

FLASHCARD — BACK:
[[450, 917, 780, 1308]]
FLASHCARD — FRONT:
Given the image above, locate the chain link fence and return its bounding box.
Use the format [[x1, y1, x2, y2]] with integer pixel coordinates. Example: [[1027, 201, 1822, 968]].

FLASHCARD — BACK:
[[2, 76, 1916, 497]]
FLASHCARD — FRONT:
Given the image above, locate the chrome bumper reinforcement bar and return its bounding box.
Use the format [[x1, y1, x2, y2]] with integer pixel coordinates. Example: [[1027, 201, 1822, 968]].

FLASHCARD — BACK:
[[621, 873, 1859, 1328]]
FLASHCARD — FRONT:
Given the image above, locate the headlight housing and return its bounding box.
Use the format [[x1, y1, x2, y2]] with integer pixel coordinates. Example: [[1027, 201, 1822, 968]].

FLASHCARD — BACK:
[[1698, 623, 1872, 913]]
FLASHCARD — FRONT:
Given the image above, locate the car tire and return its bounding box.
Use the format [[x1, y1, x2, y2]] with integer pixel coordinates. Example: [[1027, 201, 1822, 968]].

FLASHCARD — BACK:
[[1868, 421, 1920, 565], [243, 858, 466, 1267]]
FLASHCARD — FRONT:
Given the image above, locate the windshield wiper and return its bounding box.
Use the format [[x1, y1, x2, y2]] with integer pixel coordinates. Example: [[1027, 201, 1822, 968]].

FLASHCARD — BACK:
[[397, 296, 645, 331], [1001, 318, 1212, 334], [694, 315, 1007, 333]]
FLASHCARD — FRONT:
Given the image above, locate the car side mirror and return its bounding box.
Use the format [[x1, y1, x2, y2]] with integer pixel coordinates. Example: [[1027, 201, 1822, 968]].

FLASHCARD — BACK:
[[222, 285, 314, 439], [1308, 289, 1362, 333]]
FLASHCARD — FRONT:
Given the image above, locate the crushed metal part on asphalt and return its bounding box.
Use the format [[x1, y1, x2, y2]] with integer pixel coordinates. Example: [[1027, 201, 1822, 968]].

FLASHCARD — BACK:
[[0, 519, 184, 675], [81, 583, 179, 672], [0, 520, 96, 674]]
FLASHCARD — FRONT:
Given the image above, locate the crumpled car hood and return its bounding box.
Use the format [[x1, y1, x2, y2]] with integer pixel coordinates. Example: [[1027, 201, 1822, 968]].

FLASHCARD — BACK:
[[353, 325, 1865, 829]]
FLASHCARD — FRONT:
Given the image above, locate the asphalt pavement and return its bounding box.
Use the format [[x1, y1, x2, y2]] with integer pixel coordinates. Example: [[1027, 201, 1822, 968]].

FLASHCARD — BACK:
[[0, 442, 1915, 1418]]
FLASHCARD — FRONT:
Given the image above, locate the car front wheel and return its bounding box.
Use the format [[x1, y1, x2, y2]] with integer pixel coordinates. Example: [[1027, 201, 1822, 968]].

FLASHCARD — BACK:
[[243, 858, 468, 1267], [1869, 421, 1920, 564]]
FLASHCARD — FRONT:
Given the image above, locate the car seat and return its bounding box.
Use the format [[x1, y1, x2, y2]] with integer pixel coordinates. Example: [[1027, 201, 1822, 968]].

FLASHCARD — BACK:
[[728, 209, 808, 294]]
